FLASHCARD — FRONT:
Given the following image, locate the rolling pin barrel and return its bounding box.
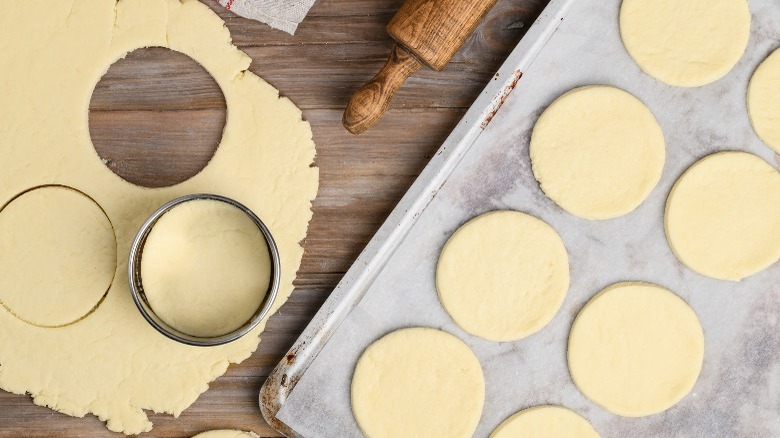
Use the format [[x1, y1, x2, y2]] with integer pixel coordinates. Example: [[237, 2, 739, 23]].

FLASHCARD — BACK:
[[344, 0, 500, 134]]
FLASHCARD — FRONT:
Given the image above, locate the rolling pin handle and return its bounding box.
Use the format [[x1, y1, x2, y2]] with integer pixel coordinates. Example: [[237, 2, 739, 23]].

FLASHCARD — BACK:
[[343, 45, 423, 134]]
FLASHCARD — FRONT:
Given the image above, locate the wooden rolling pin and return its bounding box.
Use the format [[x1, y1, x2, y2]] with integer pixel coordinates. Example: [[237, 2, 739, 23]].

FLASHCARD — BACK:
[[343, 0, 500, 134]]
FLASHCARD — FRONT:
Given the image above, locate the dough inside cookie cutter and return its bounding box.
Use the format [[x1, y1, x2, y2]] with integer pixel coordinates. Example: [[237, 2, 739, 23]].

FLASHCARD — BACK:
[[129, 193, 280, 347], [0, 184, 117, 328]]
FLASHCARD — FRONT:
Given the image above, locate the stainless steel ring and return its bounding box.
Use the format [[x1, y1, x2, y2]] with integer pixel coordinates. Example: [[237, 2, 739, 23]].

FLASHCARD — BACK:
[[128, 193, 281, 347]]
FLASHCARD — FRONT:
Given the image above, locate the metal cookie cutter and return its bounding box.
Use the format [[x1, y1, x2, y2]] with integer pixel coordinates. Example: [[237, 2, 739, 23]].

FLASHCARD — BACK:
[[129, 193, 281, 347]]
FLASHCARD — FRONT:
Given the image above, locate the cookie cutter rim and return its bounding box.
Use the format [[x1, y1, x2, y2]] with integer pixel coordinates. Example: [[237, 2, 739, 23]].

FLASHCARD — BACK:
[[128, 193, 281, 347]]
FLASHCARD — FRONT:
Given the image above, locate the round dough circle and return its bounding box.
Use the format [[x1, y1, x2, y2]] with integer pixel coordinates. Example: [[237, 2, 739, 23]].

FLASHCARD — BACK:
[[490, 405, 600, 438], [351, 328, 484, 438], [568, 282, 704, 417], [748, 48, 780, 154], [619, 0, 751, 87], [530, 86, 665, 220], [141, 199, 271, 337], [0, 186, 116, 327], [665, 152, 780, 281], [436, 211, 569, 341]]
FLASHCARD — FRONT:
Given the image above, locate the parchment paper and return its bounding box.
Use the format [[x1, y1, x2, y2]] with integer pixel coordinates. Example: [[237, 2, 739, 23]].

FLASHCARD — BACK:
[[277, 0, 780, 435]]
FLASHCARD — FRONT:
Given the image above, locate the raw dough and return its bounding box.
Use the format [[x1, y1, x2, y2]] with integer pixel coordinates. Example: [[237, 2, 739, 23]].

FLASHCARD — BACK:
[[530, 86, 665, 220], [490, 405, 600, 438], [193, 430, 259, 438], [0, 0, 318, 434], [0, 186, 116, 327], [141, 199, 271, 337], [436, 211, 569, 341], [748, 48, 780, 154], [351, 328, 484, 438], [619, 0, 751, 87], [665, 152, 780, 281], [568, 282, 704, 417]]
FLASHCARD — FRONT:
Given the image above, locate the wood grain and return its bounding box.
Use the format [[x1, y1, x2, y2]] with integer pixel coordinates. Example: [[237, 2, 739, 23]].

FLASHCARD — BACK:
[[0, 0, 548, 436], [388, 0, 500, 70]]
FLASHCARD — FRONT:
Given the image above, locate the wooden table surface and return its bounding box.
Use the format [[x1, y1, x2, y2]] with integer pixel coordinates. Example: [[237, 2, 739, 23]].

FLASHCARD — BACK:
[[0, 0, 546, 436]]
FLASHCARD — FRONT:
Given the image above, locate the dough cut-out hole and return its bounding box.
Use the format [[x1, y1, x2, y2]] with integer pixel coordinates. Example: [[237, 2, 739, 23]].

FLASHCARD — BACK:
[[89, 47, 227, 188], [0, 185, 117, 327]]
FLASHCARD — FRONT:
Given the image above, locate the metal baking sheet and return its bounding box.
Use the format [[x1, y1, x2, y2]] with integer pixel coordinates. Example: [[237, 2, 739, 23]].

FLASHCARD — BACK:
[[261, 0, 780, 436]]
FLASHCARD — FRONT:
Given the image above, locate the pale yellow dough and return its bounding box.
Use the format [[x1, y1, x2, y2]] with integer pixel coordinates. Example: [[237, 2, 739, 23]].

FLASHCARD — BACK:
[[620, 0, 751, 87], [142, 200, 271, 337], [568, 283, 704, 417], [0, 186, 117, 327], [193, 430, 259, 438], [436, 211, 569, 341], [748, 48, 780, 154], [0, 0, 318, 434], [490, 405, 600, 438], [530, 86, 665, 220], [665, 152, 780, 281], [351, 328, 484, 438]]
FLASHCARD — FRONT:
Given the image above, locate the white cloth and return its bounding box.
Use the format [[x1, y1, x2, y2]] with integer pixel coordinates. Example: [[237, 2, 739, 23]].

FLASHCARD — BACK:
[[217, 0, 316, 34]]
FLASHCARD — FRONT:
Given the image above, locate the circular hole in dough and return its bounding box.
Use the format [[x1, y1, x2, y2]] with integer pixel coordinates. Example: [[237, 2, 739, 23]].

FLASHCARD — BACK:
[[490, 405, 600, 438], [89, 47, 227, 188], [530, 86, 665, 220], [665, 151, 780, 281], [748, 48, 780, 154], [0, 185, 117, 327], [141, 199, 272, 338], [568, 282, 704, 417], [436, 210, 569, 342], [619, 0, 751, 87], [351, 327, 484, 438]]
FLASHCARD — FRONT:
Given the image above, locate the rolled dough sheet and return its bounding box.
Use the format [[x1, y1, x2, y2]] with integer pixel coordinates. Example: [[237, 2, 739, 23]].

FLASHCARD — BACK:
[[142, 199, 271, 337], [568, 282, 704, 417], [490, 405, 600, 438], [436, 210, 569, 341], [0, 186, 117, 327], [193, 430, 259, 438], [619, 0, 751, 87], [665, 151, 780, 281], [748, 48, 780, 154], [351, 327, 485, 438], [530, 86, 665, 220], [0, 0, 318, 434]]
